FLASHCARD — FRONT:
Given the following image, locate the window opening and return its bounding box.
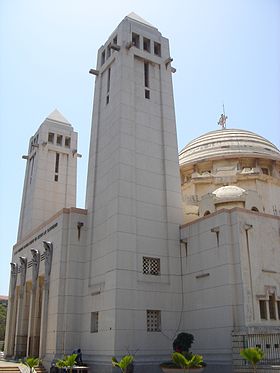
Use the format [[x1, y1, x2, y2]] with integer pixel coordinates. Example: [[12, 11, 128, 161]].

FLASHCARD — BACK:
[[54, 175, 58, 182], [143, 37, 151, 52], [65, 136, 71, 148], [48, 132, 54, 143], [261, 167, 269, 175], [101, 50, 105, 66], [144, 62, 149, 87], [91, 312, 99, 333], [56, 134, 63, 146], [251, 207, 259, 212], [113, 35, 117, 45], [143, 257, 160, 276], [29, 154, 35, 184], [144, 62, 150, 99], [55, 153, 60, 173], [278, 301, 280, 320], [146, 310, 161, 332], [107, 44, 111, 59], [259, 300, 267, 320], [154, 42, 161, 56], [106, 67, 111, 104], [132, 33, 140, 48], [269, 294, 276, 319]]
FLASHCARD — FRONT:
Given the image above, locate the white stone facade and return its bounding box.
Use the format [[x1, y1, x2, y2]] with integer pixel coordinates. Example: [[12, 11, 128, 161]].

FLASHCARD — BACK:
[[5, 13, 280, 373]]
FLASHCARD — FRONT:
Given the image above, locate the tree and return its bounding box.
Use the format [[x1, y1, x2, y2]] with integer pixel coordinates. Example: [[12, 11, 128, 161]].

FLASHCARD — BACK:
[[240, 347, 264, 373], [0, 303, 7, 343], [173, 333, 194, 354]]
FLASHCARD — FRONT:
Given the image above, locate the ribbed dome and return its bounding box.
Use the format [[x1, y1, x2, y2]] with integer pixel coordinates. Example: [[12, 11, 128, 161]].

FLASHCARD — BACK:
[[179, 129, 280, 166]]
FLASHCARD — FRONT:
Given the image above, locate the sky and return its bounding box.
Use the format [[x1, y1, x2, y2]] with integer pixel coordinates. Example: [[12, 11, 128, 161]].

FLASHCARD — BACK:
[[0, 0, 279, 296]]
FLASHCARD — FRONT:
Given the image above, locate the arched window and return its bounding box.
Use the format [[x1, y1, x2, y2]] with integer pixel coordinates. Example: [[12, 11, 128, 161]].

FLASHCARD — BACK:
[[204, 210, 211, 216], [251, 207, 259, 212]]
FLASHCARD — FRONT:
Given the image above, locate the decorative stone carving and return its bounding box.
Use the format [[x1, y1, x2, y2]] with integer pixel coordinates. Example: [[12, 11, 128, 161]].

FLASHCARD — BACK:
[[19, 256, 27, 287], [10, 262, 18, 298], [30, 248, 40, 288], [43, 241, 53, 282]]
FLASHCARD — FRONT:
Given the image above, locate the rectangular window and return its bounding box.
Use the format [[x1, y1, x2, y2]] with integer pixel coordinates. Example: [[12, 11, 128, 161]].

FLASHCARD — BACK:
[[48, 132, 54, 143], [65, 136, 71, 148], [91, 312, 99, 333], [54, 174, 58, 182], [147, 310, 161, 332], [259, 300, 267, 320], [106, 67, 111, 104], [143, 257, 160, 276], [144, 62, 149, 88], [55, 153, 60, 173], [154, 42, 161, 56], [277, 301, 280, 320], [132, 33, 140, 48], [107, 68, 111, 93], [113, 35, 117, 45], [143, 37, 151, 52], [107, 44, 111, 59], [101, 50, 105, 66], [56, 134, 63, 146], [145, 89, 150, 99], [269, 294, 276, 319], [29, 154, 35, 184]]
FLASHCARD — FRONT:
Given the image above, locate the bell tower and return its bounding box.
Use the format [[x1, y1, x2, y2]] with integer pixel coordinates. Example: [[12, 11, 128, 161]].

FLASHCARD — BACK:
[[17, 109, 78, 240], [85, 13, 183, 369]]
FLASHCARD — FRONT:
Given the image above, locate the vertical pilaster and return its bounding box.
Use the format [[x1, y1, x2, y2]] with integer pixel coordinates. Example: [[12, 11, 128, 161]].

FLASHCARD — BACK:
[[27, 249, 40, 357], [14, 257, 28, 357], [39, 241, 53, 358], [5, 263, 18, 357]]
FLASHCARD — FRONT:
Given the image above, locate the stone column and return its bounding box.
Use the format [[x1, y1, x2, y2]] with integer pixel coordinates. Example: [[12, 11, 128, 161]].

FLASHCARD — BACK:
[[14, 257, 28, 357], [39, 241, 53, 358], [5, 263, 18, 357], [27, 249, 40, 357]]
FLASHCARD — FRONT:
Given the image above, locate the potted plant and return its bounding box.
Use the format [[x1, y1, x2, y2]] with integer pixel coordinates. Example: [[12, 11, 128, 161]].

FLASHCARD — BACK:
[[112, 354, 134, 373], [160, 352, 204, 373], [56, 353, 77, 373], [240, 347, 264, 373], [21, 357, 41, 373]]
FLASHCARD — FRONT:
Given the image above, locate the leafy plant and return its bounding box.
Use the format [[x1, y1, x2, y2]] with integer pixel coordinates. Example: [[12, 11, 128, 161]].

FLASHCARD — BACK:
[[173, 333, 194, 353], [56, 353, 77, 373], [171, 352, 203, 371], [112, 354, 134, 373], [240, 347, 264, 373], [21, 357, 41, 373]]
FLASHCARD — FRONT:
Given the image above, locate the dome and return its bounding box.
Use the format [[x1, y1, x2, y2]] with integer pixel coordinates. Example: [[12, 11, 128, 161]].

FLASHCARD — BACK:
[[179, 129, 280, 167], [212, 185, 246, 199]]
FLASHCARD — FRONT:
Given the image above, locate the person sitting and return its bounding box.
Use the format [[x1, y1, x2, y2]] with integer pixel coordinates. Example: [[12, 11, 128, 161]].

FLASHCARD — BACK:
[[72, 348, 83, 366]]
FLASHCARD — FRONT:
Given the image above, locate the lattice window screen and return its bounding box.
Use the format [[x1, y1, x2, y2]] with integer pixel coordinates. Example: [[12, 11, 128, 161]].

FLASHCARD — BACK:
[[146, 310, 161, 332], [143, 257, 160, 275]]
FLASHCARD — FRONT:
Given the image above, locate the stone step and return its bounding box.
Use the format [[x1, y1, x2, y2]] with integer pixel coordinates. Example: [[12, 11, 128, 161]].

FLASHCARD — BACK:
[[0, 368, 20, 372], [34, 368, 48, 373]]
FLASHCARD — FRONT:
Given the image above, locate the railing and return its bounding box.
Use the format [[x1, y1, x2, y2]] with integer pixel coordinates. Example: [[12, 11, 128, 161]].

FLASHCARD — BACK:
[[233, 327, 280, 371]]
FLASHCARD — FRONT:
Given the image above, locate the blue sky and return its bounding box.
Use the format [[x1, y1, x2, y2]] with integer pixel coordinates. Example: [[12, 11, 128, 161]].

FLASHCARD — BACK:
[[0, 0, 279, 295]]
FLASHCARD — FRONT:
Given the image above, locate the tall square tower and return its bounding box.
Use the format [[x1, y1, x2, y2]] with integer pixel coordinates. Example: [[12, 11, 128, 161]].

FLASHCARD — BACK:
[[85, 13, 183, 370]]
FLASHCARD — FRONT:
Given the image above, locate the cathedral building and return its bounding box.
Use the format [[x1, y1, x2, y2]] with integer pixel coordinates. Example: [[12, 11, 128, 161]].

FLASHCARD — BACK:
[[5, 13, 280, 373]]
